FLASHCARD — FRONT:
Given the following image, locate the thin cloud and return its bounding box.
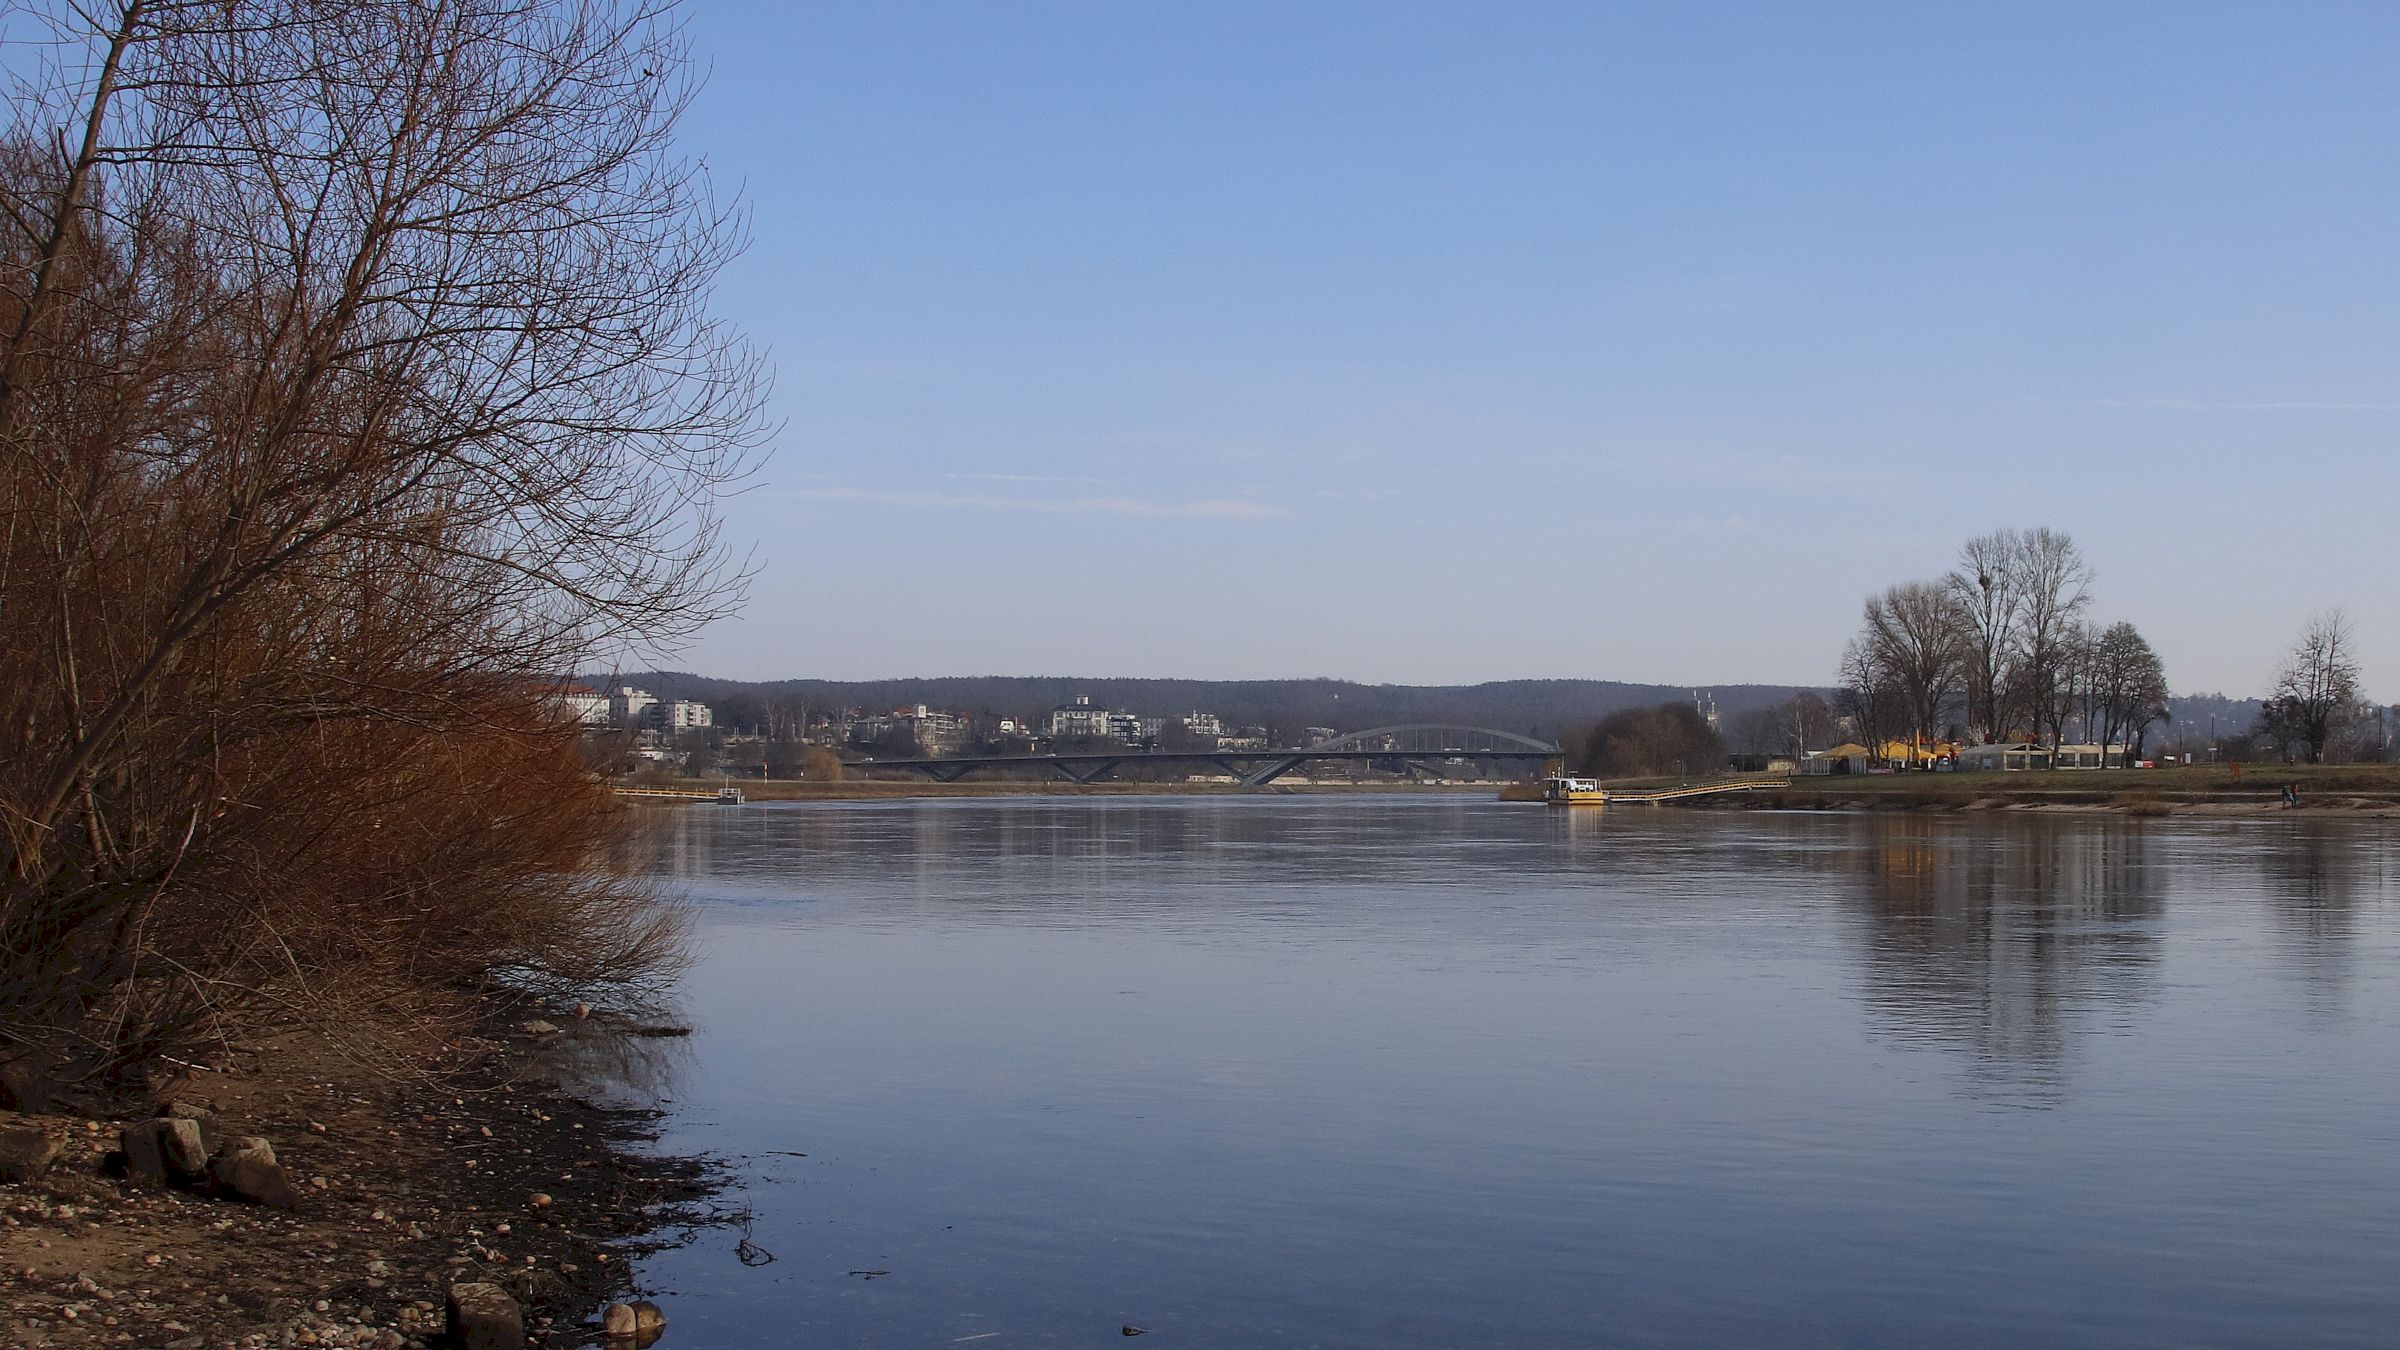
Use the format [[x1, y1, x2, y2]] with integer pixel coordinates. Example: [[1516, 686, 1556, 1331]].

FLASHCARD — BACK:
[[1666, 513, 1754, 534], [928, 471, 1106, 485], [791, 486, 1281, 520], [2095, 397, 2400, 412]]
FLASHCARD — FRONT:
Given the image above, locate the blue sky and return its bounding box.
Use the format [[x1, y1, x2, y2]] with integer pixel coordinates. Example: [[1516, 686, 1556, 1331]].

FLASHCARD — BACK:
[[673, 2, 2400, 696]]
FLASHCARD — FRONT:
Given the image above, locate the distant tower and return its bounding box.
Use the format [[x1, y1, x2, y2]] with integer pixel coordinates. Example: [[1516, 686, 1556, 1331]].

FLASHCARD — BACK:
[[1692, 688, 1719, 731]]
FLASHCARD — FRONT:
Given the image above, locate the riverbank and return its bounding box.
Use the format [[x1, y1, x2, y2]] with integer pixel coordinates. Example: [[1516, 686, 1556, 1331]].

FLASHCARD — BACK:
[[0, 1004, 715, 1347], [1701, 763, 2400, 815], [640, 767, 2400, 815]]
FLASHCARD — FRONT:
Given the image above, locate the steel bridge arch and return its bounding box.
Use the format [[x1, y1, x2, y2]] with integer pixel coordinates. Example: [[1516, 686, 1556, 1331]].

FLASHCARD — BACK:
[[1307, 724, 1560, 754]]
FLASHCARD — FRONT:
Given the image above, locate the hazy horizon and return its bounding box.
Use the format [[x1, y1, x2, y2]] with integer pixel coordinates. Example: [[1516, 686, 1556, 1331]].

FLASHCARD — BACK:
[[614, 667, 2275, 710], [668, 3, 2400, 700]]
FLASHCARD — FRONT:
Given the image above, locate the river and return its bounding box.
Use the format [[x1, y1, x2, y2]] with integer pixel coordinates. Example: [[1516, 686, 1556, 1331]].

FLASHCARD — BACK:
[[628, 795, 2400, 1348]]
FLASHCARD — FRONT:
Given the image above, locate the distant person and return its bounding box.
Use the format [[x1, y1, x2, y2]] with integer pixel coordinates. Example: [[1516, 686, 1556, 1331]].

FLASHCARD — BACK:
[[2283, 783, 2300, 808]]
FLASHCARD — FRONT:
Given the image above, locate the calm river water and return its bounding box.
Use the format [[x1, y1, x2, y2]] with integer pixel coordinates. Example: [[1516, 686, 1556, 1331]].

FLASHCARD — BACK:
[[629, 796, 2400, 1348]]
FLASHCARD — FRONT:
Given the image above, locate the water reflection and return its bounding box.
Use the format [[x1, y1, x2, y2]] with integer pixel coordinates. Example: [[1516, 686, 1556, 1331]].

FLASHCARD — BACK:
[[636, 798, 2400, 1350], [532, 1018, 695, 1110], [2251, 819, 2400, 1015], [1829, 817, 2164, 1101]]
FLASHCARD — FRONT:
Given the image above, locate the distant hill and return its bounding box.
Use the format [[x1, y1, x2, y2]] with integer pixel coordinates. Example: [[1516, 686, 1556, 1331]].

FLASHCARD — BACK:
[[2157, 692, 2265, 745], [589, 673, 1832, 743]]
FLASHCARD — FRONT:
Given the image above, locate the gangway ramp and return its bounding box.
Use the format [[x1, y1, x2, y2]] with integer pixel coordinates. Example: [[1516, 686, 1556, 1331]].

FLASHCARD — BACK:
[[1599, 777, 1791, 804], [614, 785, 746, 804]]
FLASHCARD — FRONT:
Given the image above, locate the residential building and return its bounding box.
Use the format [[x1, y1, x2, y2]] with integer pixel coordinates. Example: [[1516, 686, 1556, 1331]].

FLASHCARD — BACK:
[[1047, 696, 1116, 739], [1218, 726, 1272, 751], [844, 704, 969, 754], [900, 705, 969, 753], [554, 682, 609, 726], [609, 686, 658, 729], [655, 699, 712, 732]]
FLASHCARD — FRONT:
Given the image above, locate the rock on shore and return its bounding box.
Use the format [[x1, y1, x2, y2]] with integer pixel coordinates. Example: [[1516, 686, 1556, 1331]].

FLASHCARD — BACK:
[[0, 1008, 717, 1347]]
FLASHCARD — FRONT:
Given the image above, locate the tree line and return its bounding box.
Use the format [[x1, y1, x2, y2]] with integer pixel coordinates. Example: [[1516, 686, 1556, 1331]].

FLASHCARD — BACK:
[[1836, 529, 2378, 766], [1837, 528, 2170, 760]]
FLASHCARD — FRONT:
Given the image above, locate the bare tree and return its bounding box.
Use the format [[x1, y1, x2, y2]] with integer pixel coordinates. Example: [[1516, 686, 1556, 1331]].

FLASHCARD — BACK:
[[2259, 610, 2362, 763], [1945, 529, 2022, 743], [1784, 691, 1834, 756], [1731, 693, 1832, 760], [2008, 527, 2093, 748], [1836, 636, 1897, 753], [0, 1, 763, 1078], [1860, 581, 1967, 751], [2056, 622, 2105, 745], [2089, 621, 2168, 759]]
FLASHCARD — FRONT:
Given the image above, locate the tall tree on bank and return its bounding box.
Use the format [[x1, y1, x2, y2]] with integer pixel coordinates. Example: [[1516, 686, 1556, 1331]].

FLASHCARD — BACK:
[[2089, 622, 2169, 759], [1945, 529, 2023, 743], [1860, 581, 1967, 750], [2009, 527, 2094, 748], [1836, 636, 1897, 752], [0, 1, 764, 1078], [2258, 610, 2363, 763]]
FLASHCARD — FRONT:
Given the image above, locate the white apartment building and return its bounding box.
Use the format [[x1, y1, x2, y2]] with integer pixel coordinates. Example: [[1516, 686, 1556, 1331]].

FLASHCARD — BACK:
[[610, 686, 658, 728], [555, 683, 610, 726], [656, 699, 713, 731], [1047, 696, 1116, 739]]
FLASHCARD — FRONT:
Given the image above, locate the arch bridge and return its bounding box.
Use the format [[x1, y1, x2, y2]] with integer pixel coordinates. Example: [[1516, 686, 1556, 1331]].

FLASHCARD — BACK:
[[861, 723, 1560, 787]]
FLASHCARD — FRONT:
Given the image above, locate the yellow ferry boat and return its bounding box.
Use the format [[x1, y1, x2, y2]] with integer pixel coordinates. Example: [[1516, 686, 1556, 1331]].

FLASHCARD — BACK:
[[1540, 775, 1609, 806]]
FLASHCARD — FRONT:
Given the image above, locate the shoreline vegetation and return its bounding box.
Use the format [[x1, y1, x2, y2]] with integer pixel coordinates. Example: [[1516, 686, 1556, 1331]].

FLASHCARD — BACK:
[[4, 3, 758, 1344]]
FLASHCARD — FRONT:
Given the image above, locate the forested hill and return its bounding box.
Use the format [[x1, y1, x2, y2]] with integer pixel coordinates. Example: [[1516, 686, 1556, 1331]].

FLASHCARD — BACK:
[[598, 674, 1828, 743]]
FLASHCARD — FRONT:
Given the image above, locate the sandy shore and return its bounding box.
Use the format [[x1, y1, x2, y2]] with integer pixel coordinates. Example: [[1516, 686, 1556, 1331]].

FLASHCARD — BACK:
[[0, 1007, 714, 1348]]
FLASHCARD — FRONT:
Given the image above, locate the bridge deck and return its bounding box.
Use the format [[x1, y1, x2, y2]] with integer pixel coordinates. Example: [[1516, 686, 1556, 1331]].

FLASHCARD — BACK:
[[857, 738, 1560, 787]]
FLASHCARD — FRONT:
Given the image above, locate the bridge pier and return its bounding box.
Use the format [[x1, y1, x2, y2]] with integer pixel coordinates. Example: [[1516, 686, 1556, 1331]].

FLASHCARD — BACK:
[[1049, 758, 1123, 785]]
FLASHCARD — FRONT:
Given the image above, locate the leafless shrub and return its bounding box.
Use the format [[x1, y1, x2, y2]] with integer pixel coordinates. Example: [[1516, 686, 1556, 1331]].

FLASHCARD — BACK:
[[0, 1, 762, 1085]]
